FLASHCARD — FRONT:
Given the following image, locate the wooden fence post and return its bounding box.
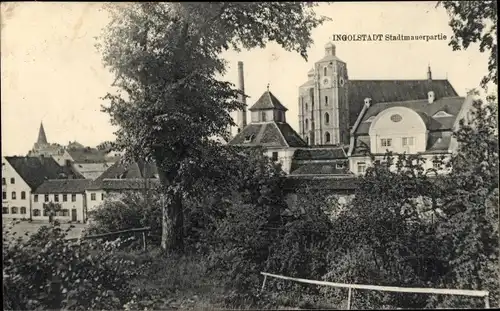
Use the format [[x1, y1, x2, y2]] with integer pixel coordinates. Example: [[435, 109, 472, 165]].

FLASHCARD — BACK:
[[261, 274, 268, 293], [142, 231, 147, 252], [346, 287, 352, 310], [484, 294, 490, 309]]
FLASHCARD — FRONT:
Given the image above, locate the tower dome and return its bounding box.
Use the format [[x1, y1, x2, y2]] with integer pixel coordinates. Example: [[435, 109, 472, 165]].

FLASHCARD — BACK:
[[307, 68, 315, 79]]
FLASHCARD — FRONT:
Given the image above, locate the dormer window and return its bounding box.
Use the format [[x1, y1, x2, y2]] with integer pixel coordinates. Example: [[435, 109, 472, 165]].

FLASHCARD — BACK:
[[432, 111, 453, 118], [244, 134, 255, 143]]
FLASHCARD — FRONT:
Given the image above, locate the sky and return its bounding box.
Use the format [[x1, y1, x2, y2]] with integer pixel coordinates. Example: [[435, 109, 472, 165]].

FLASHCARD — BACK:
[[1, 2, 492, 156]]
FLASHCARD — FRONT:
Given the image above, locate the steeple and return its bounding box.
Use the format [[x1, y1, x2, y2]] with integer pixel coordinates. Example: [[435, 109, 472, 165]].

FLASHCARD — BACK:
[[37, 122, 48, 145], [427, 64, 432, 81]]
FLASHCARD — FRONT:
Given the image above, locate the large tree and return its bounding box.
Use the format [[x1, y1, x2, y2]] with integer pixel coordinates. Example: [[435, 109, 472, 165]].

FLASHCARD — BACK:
[[439, 1, 498, 88], [97, 3, 327, 251]]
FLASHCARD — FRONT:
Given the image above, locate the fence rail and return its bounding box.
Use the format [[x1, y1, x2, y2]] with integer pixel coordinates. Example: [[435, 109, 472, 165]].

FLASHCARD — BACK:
[[260, 272, 490, 309], [67, 226, 151, 251]]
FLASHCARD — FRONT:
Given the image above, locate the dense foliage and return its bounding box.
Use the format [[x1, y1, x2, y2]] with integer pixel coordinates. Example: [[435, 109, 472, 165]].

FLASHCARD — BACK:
[[3, 221, 139, 311], [98, 2, 328, 250]]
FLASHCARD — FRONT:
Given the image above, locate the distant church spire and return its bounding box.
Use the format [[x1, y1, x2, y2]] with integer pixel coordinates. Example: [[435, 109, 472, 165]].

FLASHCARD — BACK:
[[427, 64, 432, 81], [37, 122, 48, 145]]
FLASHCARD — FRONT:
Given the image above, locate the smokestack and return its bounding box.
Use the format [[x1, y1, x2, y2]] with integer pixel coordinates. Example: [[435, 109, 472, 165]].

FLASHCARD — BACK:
[[237, 61, 247, 129]]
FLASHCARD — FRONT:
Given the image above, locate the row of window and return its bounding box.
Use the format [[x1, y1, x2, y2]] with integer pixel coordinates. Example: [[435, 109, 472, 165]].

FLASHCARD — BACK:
[[2, 177, 15, 185], [380, 137, 415, 148], [32, 209, 73, 217], [3, 192, 105, 202], [2, 191, 26, 200], [2, 206, 27, 214]]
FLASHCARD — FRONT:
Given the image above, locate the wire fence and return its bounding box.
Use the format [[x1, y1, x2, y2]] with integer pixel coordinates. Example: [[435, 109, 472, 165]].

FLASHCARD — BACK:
[[260, 272, 490, 310]]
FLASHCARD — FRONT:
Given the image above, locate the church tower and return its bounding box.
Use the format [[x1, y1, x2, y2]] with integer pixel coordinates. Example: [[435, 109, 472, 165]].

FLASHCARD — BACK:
[[298, 42, 350, 146], [36, 122, 48, 147]]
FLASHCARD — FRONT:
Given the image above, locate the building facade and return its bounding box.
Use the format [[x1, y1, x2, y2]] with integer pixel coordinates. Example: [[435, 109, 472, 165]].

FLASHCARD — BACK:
[[2, 157, 32, 219]]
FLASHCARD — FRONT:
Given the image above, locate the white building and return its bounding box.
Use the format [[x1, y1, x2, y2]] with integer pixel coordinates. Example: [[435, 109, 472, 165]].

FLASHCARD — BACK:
[[32, 179, 92, 222], [2, 156, 82, 220]]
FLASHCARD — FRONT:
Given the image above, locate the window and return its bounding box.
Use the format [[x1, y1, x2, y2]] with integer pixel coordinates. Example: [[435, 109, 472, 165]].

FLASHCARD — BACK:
[[325, 96, 328, 106], [34, 194, 38, 202], [44, 195, 49, 202], [43, 209, 49, 216], [305, 103, 308, 110], [261, 111, 267, 122], [324, 112, 330, 125], [101, 193, 105, 200], [305, 119, 309, 131], [11, 192, 16, 200], [61, 209, 69, 217], [402, 137, 414, 146], [21, 191, 26, 200], [2, 178, 5, 185], [357, 162, 366, 174], [20, 206, 26, 214], [33, 209, 41, 216], [10, 178, 15, 184], [2, 207, 8, 214], [72, 194, 76, 202], [91, 193, 96, 201], [54, 194, 59, 202], [2, 192, 6, 200], [63, 194, 67, 202], [336, 163, 344, 169], [381, 138, 392, 147], [11, 206, 18, 214], [271, 152, 279, 161], [433, 161, 441, 169], [325, 132, 331, 143], [323, 67, 327, 76]]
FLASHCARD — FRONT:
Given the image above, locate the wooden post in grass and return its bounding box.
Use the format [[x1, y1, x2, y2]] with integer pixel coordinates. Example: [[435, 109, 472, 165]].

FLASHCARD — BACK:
[[142, 231, 147, 252], [346, 287, 353, 310]]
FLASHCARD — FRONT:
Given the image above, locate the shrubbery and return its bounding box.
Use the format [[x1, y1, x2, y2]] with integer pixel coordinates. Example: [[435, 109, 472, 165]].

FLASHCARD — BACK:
[[3, 220, 140, 310]]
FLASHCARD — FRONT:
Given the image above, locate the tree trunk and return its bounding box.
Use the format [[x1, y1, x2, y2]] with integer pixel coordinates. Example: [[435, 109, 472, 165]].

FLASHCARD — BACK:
[[156, 155, 185, 252]]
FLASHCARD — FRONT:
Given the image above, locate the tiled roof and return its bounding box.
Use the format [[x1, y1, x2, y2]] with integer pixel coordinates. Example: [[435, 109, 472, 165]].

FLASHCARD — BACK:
[[282, 175, 358, 191], [95, 159, 158, 181], [229, 122, 307, 148], [355, 96, 465, 134], [4, 156, 83, 190], [88, 178, 161, 191], [35, 179, 93, 194], [293, 147, 348, 161], [248, 91, 288, 111], [67, 148, 107, 163], [347, 79, 458, 127]]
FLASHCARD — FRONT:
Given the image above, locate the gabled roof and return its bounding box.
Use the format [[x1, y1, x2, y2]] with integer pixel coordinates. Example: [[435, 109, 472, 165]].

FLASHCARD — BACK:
[[87, 178, 161, 191], [35, 179, 93, 194], [67, 148, 108, 163], [354, 96, 465, 134], [229, 122, 307, 148], [95, 159, 158, 181], [347, 79, 458, 127], [4, 156, 83, 190], [248, 91, 288, 112]]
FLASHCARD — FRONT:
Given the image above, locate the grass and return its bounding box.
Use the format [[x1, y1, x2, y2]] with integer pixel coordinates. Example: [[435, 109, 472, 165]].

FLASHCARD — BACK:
[[3, 219, 88, 240]]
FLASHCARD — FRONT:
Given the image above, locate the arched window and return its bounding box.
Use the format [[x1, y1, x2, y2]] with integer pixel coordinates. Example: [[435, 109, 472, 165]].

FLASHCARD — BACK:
[[33, 209, 41, 216], [11, 192, 16, 200], [305, 119, 309, 130], [11, 206, 18, 214], [324, 112, 330, 125], [20, 207, 26, 214], [325, 96, 328, 106], [323, 67, 327, 76], [325, 132, 331, 143]]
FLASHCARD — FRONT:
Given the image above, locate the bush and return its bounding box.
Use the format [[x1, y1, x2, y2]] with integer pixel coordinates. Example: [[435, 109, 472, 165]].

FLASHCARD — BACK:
[[3, 220, 139, 310], [86, 190, 163, 247]]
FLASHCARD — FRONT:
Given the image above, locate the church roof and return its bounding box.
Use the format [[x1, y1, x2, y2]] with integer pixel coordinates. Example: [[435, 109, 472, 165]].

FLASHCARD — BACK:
[[347, 79, 458, 127], [4, 156, 83, 190], [37, 123, 48, 145], [248, 91, 288, 111], [229, 122, 307, 148]]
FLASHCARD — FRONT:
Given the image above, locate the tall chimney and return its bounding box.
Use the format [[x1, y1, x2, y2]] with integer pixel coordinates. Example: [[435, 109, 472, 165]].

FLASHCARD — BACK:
[[237, 61, 247, 129], [427, 65, 432, 81]]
